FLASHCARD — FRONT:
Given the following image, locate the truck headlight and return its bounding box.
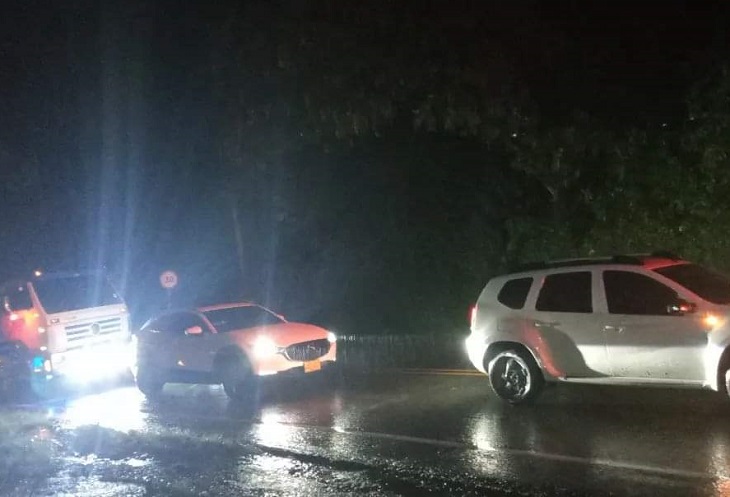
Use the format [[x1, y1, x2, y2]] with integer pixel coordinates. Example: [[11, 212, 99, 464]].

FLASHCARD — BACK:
[[327, 332, 337, 343]]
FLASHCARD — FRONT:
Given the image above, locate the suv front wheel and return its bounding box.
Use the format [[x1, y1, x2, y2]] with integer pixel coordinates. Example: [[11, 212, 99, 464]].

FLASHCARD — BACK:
[[488, 349, 544, 405]]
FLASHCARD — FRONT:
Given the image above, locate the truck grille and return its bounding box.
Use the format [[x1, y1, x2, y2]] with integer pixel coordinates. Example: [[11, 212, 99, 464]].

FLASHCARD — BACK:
[[65, 317, 123, 348], [284, 339, 330, 362]]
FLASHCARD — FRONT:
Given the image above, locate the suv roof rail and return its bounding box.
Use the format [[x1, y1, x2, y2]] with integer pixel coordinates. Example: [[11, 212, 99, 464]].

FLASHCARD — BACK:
[[509, 255, 645, 273], [610, 254, 644, 265], [650, 250, 682, 260]]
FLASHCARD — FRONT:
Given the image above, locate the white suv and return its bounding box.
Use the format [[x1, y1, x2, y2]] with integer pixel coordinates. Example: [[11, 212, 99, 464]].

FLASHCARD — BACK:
[[466, 253, 730, 404]]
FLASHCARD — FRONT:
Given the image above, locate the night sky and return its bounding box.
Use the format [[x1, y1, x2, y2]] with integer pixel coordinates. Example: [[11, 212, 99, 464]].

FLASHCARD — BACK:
[[0, 0, 728, 331]]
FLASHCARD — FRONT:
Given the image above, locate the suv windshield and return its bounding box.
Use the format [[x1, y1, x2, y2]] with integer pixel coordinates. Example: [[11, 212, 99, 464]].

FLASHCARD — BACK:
[[33, 275, 123, 314], [203, 306, 284, 333], [654, 263, 730, 304]]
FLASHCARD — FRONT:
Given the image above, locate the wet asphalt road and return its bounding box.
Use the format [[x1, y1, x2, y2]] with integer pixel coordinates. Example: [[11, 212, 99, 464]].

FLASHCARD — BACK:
[[1, 369, 730, 496]]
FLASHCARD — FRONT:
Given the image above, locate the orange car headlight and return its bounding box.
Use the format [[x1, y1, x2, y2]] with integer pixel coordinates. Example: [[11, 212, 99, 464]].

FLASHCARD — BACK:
[[253, 337, 278, 358]]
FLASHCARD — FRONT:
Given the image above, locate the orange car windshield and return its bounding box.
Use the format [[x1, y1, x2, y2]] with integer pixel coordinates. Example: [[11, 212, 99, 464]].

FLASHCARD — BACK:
[[203, 306, 284, 333]]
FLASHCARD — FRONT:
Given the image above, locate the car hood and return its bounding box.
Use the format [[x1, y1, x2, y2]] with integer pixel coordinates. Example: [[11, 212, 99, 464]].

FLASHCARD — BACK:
[[228, 322, 329, 348]]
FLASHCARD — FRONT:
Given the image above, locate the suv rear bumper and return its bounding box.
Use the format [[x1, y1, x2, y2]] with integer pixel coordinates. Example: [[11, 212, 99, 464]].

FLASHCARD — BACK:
[[465, 335, 488, 374]]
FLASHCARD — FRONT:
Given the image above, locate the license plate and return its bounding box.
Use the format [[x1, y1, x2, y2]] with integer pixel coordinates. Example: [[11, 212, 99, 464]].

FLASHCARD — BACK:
[[304, 360, 321, 373]]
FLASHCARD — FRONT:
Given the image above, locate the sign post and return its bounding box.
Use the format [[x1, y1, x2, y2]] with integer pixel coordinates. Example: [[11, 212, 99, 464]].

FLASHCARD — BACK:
[[159, 270, 178, 309]]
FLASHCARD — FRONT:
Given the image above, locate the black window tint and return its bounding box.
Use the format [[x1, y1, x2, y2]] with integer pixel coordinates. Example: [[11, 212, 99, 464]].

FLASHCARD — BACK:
[[536, 272, 592, 313], [604, 271, 677, 315], [141, 316, 165, 333], [148, 313, 205, 335], [144, 315, 174, 333], [498, 278, 533, 309], [33, 275, 122, 314], [654, 264, 730, 304], [203, 306, 284, 333]]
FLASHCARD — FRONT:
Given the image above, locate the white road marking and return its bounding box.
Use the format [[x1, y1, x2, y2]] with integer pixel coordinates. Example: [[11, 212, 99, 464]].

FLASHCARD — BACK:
[[330, 426, 728, 481], [487, 446, 729, 481], [126, 407, 728, 482], [29, 383, 729, 484], [398, 368, 484, 377], [331, 426, 468, 449]]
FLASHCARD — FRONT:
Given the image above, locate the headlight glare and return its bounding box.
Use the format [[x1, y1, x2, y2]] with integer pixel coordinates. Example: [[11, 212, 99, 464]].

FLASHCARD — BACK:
[[253, 336, 278, 357]]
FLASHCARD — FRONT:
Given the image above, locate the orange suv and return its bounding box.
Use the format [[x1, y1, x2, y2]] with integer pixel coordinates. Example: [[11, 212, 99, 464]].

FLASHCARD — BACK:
[[134, 302, 337, 399]]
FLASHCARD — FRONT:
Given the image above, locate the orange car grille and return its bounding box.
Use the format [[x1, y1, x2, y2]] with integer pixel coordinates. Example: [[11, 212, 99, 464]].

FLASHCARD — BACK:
[[284, 339, 330, 362]]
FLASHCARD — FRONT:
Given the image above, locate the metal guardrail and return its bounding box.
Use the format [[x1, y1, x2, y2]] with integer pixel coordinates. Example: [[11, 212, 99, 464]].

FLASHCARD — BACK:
[[335, 333, 472, 370]]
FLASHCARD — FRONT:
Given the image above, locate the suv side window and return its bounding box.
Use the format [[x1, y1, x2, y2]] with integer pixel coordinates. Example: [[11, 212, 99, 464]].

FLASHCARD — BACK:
[[536, 272, 592, 313], [604, 271, 678, 315], [497, 278, 533, 309]]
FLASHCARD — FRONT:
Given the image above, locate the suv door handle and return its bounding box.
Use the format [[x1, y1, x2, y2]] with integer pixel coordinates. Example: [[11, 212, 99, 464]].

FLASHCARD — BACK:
[[603, 325, 625, 333], [534, 321, 559, 328]]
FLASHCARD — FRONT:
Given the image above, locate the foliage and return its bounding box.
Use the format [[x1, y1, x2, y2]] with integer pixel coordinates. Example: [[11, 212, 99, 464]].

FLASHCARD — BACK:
[[510, 68, 730, 272], [206, 0, 730, 333]]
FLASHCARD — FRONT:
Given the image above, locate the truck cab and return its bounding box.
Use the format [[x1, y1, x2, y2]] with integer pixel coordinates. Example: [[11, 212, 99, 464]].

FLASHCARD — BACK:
[[0, 271, 132, 388]]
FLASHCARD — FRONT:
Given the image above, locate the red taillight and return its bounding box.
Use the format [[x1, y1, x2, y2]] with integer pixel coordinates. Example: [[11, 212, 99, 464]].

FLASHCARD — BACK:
[[470, 305, 478, 330]]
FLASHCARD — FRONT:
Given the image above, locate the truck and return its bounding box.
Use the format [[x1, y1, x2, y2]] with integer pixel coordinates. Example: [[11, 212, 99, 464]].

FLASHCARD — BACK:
[[0, 270, 133, 394]]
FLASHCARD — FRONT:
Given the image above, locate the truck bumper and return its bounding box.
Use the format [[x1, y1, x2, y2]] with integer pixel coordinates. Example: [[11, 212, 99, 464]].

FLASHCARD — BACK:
[[47, 344, 134, 383]]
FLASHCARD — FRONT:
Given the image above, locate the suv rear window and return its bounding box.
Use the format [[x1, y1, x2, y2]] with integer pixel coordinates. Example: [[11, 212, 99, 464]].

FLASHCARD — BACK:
[[536, 272, 592, 313], [654, 263, 730, 305], [497, 278, 533, 309]]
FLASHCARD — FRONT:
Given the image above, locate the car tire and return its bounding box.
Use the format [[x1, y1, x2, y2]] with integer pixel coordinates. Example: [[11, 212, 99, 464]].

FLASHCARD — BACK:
[[722, 363, 730, 400], [221, 360, 257, 402], [136, 367, 165, 398], [488, 349, 544, 405]]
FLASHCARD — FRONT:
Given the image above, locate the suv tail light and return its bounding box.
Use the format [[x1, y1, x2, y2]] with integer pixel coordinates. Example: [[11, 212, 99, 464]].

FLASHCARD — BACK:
[[470, 305, 478, 330]]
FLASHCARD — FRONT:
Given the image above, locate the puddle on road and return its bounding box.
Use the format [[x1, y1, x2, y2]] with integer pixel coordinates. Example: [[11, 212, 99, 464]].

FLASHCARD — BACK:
[[8, 379, 726, 496], [52, 387, 149, 433]]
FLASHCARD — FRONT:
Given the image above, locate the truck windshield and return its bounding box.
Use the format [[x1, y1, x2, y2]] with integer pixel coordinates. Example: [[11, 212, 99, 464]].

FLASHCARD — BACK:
[[203, 306, 284, 333], [654, 263, 730, 305], [33, 276, 123, 314]]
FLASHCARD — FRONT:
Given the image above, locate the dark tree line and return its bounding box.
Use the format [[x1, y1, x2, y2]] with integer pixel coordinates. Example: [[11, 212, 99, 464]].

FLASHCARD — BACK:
[[195, 1, 730, 333]]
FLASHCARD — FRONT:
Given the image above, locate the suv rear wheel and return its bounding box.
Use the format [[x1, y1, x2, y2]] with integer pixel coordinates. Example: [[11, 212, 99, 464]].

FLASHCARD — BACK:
[[488, 349, 544, 405]]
